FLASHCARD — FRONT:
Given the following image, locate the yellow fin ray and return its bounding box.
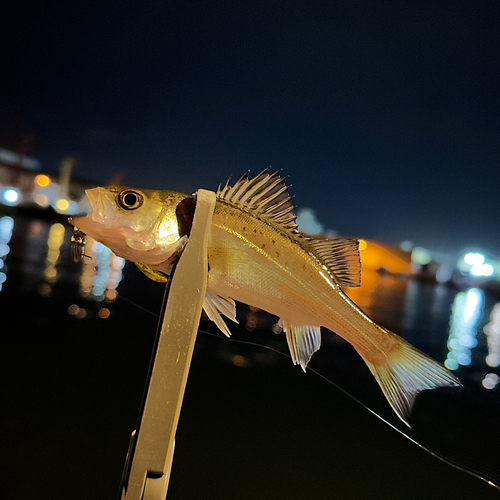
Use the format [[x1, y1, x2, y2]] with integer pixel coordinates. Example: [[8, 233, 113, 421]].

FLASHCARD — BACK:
[[217, 169, 299, 234], [365, 332, 461, 426], [309, 237, 361, 287], [135, 262, 169, 282], [279, 320, 321, 372], [203, 289, 238, 337]]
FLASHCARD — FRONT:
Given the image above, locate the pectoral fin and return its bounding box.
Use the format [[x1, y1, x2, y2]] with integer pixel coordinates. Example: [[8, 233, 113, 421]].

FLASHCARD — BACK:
[[135, 262, 169, 282], [279, 320, 321, 371], [203, 289, 238, 337]]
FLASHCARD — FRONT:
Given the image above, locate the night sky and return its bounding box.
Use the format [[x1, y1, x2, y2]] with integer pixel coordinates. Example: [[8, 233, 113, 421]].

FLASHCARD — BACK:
[[2, 1, 499, 255]]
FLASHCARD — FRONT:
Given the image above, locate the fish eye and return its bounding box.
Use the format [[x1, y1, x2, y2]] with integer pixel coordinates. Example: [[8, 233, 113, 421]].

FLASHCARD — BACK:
[[118, 190, 144, 210]]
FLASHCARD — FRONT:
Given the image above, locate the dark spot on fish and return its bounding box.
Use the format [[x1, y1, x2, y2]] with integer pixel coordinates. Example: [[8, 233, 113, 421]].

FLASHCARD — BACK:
[[242, 226, 246, 232], [301, 264, 307, 271], [272, 239, 275, 245], [276, 251, 280, 257], [262, 243, 266, 249], [253, 229, 257, 233]]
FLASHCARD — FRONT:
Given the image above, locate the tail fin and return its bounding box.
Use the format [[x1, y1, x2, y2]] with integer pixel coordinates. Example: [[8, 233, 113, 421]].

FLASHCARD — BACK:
[[364, 330, 461, 426]]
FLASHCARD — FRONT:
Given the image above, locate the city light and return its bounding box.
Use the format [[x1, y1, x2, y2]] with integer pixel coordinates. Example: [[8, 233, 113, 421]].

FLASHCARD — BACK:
[[459, 252, 497, 278], [471, 263, 495, 277], [2, 188, 21, 206], [35, 174, 51, 188], [411, 246, 432, 266], [34, 194, 50, 207], [464, 252, 485, 265], [55, 198, 70, 212], [400, 240, 414, 252]]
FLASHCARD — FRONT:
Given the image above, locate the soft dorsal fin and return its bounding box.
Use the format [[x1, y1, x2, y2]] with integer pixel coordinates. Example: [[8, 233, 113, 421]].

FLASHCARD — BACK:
[[309, 237, 361, 287], [217, 168, 299, 233]]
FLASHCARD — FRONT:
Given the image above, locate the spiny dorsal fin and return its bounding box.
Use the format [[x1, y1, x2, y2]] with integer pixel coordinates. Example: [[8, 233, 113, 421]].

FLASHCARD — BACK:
[[217, 168, 299, 233], [309, 237, 361, 287]]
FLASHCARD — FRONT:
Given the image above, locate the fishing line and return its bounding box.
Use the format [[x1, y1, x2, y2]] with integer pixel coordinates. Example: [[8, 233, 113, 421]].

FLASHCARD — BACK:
[[117, 292, 500, 492]]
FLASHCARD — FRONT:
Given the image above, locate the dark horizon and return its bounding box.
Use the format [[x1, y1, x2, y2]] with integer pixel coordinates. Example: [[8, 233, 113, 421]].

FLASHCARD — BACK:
[[1, 1, 499, 255]]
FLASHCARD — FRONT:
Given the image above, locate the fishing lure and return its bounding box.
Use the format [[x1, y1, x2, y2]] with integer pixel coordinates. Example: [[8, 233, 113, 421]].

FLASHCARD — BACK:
[[70, 226, 88, 263]]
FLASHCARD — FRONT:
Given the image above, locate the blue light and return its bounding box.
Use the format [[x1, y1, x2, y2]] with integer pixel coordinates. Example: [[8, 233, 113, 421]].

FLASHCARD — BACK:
[[0, 217, 14, 237], [2, 188, 20, 206], [0, 243, 10, 257]]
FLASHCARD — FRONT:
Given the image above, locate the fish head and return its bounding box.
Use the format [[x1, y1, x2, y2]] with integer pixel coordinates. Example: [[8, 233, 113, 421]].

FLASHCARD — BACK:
[[70, 186, 191, 265]]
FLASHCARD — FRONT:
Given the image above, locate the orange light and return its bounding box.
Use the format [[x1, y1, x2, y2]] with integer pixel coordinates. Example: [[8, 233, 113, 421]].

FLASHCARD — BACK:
[[98, 308, 111, 319], [232, 355, 247, 368], [358, 239, 367, 251], [35, 174, 51, 188], [104, 289, 117, 302]]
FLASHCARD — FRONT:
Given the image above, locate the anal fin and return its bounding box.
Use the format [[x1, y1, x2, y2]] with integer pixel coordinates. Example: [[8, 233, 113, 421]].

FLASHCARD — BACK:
[[279, 320, 321, 372], [203, 289, 238, 337]]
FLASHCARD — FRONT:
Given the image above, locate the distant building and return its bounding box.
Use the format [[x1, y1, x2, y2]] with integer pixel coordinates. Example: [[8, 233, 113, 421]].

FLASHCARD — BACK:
[[0, 149, 96, 214]]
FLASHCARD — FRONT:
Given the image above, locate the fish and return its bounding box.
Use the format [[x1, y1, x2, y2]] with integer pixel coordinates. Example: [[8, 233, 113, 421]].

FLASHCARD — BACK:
[[69, 169, 460, 425]]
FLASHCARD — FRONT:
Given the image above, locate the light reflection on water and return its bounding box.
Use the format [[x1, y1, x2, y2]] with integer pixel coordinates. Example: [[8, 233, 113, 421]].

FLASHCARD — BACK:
[[445, 288, 484, 371], [1, 213, 125, 316], [0, 215, 14, 290]]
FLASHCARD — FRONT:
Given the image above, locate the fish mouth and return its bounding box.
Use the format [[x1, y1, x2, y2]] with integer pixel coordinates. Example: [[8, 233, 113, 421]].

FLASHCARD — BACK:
[[87, 188, 115, 224], [68, 187, 117, 233]]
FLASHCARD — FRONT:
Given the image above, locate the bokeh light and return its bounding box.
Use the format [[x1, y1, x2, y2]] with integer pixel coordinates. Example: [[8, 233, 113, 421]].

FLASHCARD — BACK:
[[35, 174, 51, 188], [34, 194, 50, 207], [55, 198, 70, 212], [445, 288, 484, 370], [2, 188, 21, 206], [464, 252, 485, 266]]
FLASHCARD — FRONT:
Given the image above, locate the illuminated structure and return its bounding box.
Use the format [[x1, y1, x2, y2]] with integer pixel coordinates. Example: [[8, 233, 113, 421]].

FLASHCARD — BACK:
[[0, 148, 94, 214], [358, 240, 412, 275]]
